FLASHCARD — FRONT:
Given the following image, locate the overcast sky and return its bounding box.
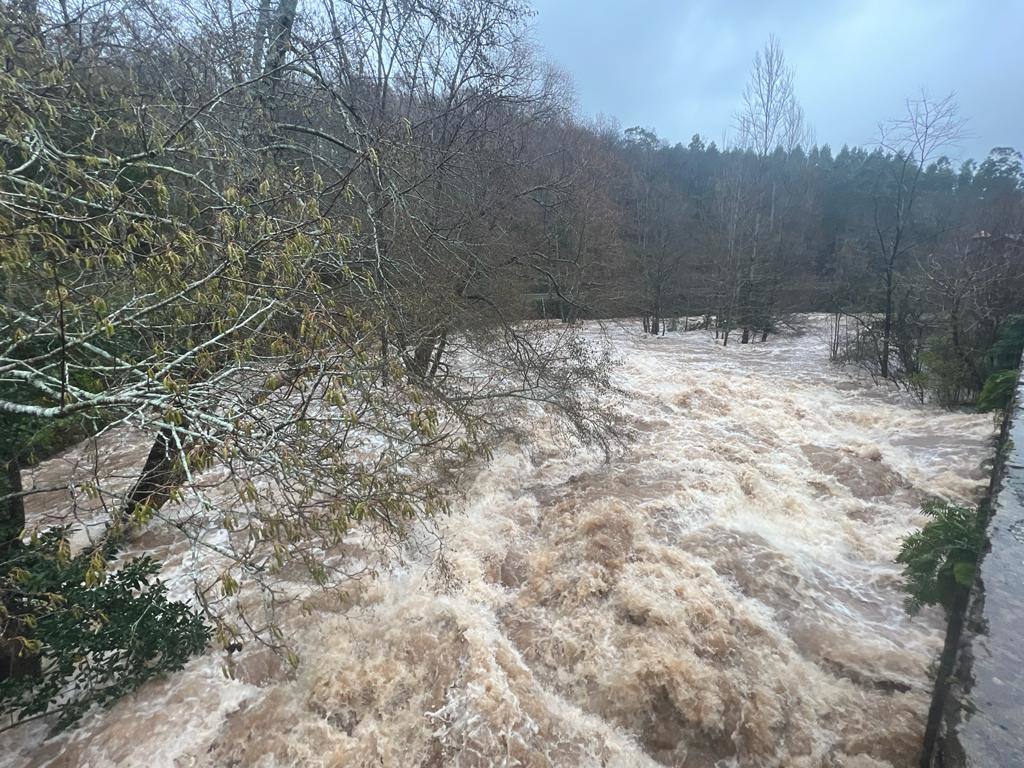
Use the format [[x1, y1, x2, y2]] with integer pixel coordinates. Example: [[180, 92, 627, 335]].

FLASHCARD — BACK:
[[529, 0, 1023, 162]]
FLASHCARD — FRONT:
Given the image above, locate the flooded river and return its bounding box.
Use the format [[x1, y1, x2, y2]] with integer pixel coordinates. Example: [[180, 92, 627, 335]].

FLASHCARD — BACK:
[[3, 320, 996, 767]]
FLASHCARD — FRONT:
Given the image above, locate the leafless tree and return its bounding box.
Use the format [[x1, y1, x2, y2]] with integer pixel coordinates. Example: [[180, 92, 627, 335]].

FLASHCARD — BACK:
[[736, 35, 810, 158], [873, 92, 966, 378], [710, 35, 813, 344]]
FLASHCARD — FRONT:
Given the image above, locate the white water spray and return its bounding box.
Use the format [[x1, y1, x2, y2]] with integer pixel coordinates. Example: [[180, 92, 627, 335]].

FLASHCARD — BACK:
[[4, 320, 995, 768]]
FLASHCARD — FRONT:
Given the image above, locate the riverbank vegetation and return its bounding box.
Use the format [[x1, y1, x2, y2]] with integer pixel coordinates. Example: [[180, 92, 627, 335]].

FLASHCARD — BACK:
[[897, 501, 985, 615]]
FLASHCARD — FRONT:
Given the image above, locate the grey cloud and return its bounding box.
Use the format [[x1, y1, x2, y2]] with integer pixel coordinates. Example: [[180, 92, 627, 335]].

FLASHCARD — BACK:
[[530, 0, 1023, 160]]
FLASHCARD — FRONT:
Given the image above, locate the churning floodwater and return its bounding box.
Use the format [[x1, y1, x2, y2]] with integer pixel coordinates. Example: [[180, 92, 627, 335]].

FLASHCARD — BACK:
[[3, 319, 996, 768]]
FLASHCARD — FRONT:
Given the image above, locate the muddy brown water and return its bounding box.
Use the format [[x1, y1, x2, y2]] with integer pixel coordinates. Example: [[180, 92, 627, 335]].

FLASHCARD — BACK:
[[2, 320, 996, 767]]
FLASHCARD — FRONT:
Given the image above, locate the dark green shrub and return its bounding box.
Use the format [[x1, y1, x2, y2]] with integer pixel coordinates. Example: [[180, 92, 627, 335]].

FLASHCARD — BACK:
[[977, 368, 1019, 413], [896, 500, 984, 615], [987, 315, 1024, 373], [1, 530, 208, 730]]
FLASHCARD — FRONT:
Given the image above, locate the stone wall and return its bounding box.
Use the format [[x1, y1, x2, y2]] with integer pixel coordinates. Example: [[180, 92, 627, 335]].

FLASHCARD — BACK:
[[924, 373, 1024, 766]]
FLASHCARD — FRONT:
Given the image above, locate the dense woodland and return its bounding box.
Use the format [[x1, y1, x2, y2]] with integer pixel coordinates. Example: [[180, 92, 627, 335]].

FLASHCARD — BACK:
[[1, 0, 1023, 729]]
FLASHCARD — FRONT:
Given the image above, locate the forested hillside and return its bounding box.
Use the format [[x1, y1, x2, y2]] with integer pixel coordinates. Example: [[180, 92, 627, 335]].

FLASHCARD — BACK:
[[591, 127, 1024, 404]]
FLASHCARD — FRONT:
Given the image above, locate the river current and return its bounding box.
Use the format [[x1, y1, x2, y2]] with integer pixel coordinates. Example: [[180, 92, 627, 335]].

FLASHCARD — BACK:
[[3, 319, 996, 768]]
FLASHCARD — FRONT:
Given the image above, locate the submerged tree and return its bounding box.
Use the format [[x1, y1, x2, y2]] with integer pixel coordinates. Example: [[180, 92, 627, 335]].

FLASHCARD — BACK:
[[873, 93, 965, 379], [714, 35, 812, 343]]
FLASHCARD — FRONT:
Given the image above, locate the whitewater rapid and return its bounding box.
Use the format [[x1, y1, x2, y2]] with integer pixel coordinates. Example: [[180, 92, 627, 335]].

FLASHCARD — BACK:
[[3, 320, 996, 767]]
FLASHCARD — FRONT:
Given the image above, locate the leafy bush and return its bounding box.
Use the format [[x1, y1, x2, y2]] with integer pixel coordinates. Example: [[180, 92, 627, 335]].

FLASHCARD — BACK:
[[987, 315, 1024, 373], [1, 531, 208, 730], [896, 501, 984, 615], [977, 368, 1019, 413], [919, 335, 977, 407]]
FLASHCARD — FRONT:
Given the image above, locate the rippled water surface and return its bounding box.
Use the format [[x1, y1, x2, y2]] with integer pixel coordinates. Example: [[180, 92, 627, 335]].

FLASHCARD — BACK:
[[3, 320, 997, 768]]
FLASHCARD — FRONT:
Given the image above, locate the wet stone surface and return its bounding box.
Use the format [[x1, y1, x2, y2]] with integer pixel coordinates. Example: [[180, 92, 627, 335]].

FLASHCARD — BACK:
[[939, 380, 1024, 766]]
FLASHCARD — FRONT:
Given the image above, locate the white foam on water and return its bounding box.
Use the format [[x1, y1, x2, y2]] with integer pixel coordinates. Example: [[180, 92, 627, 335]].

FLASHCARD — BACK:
[[3, 318, 995, 767]]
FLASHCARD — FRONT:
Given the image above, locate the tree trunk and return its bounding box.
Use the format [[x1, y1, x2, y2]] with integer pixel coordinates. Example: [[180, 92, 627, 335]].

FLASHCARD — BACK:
[[250, 0, 272, 79], [1, 456, 40, 682], [2, 457, 25, 555], [0, 618, 40, 682], [261, 0, 298, 101], [117, 426, 186, 540], [410, 338, 434, 379], [830, 312, 841, 360], [427, 330, 447, 381], [881, 264, 894, 379]]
